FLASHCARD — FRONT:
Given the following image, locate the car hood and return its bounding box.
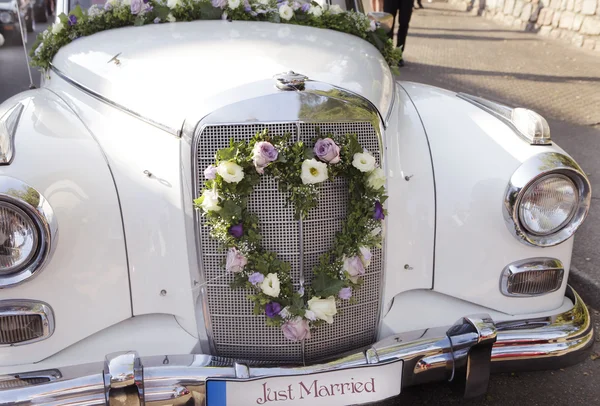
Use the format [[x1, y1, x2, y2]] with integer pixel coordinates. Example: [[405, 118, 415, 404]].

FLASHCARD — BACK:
[[50, 20, 395, 133]]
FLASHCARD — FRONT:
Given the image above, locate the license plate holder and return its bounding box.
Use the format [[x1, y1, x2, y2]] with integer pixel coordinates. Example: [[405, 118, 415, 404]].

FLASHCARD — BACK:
[[206, 359, 403, 405]]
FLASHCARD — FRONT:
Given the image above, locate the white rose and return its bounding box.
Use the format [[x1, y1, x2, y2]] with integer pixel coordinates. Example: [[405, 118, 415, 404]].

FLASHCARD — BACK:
[[261, 273, 281, 297], [329, 4, 342, 13], [166, 13, 176, 22], [279, 4, 294, 20], [51, 20, 64, 34], [367, 167, 385, 190], [258, 0, 269, 4], [225, 247, 247, 273], [308, 5, 322, 16], [200, 189, 221, 213], [228, 0, 240, 8], [352, 151, 376, 172], [308, 296, 337, 324], [217, 161, 245, 183], [368, 20, 377, 32], [359, 246, 372, 267], [300, 159, 328, 185]]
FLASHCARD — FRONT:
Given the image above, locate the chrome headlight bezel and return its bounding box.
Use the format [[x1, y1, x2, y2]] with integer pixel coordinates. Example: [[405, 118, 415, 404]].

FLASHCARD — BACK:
[[504, 152, 591, 247], [0, 177, 57, 288]]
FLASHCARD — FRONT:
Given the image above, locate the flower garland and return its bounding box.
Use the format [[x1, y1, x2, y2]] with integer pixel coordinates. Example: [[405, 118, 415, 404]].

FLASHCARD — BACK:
[[29, 0, 402, 72], [194, 129, 387, 341]]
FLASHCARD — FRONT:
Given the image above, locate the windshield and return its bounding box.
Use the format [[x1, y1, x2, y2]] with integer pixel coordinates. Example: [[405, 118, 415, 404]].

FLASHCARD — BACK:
[[69, 0, 104, 11]]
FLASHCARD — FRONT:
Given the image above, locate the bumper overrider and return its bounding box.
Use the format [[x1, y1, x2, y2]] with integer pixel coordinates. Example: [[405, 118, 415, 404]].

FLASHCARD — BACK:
[[0, 287, 593, 405]]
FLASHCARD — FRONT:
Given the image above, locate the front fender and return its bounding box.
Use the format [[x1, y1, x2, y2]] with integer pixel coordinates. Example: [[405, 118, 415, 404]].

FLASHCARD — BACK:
[[0, 89, 131, 366], [401, 82, 573, 315]]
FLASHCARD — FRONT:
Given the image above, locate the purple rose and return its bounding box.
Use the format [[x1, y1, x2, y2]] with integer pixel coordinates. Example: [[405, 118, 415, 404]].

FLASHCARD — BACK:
[[228, 223, 244, 238], [282, 317, 311, 341], [265, 302, 282, 318], [374, 201, 385, 220], [131, 0, 143, 14], [252, 141, 278, 174], [301, 2, 310, 12], [68, 15, 77, 26], [244, 4, 251, 11], [339, 287, 352, 300], [143, 0, 149, 3], [212, 0, 227, 8], [343, 255, 365, 283], [249, 272, 264, 286], [225, 247, 247, 273], [291, 1, 300, 10], [314, 138, 341, 164], [204, 165, 218, 180]]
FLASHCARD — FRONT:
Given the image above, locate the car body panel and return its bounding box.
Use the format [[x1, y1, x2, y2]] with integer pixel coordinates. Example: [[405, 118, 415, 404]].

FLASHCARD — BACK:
[[50, 20, 395, 133], [0, 90, 130, 366], [401, 82, 573, 315]]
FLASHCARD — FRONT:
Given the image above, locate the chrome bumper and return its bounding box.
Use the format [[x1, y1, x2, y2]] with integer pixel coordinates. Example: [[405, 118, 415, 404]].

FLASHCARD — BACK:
[[0, 287, 593, 405]]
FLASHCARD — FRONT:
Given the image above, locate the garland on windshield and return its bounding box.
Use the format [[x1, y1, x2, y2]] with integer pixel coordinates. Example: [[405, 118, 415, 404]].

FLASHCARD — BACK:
[[29, 0, 402, 71], [194, 129, 387, 341]]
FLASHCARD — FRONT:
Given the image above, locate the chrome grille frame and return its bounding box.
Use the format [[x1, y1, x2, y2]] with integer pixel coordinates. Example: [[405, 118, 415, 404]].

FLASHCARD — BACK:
[[189, 83, 387, 363]]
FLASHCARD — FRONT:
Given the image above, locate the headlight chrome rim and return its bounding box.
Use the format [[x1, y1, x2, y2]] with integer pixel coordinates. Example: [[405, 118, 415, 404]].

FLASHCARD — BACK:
[[504, 152, 591, 247], [0, 177, 57, 288]]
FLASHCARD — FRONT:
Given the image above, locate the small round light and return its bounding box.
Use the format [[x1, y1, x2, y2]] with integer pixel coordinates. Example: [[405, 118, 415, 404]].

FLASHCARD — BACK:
[[0, 12, 13, 24], [0, 201, 39, 275], [519, 175, 578, 236]]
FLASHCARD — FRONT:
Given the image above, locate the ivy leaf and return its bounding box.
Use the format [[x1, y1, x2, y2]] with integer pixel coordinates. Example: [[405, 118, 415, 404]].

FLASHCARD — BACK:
[[304, 147, 315, 160], [71, 5, 84, 19], [312, 273, 345, 298], [154, 4, 171, 19], [58, 12, 69, 24], [217, 145, 237, 161], [347, 134, 362, 155], [220, 200, 242, 222], [134, 16, 145, 26]]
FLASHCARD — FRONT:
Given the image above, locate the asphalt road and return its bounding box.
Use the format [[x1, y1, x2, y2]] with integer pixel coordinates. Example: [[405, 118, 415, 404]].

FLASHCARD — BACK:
[[1, 15, 600, 406]]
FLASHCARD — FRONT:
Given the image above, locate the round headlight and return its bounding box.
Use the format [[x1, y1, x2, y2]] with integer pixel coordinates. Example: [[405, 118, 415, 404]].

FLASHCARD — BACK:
[[504, 152, 592, 247], [0, 201, 39, 275], [0, 12, 13, 24], [519, 175, 578, 236]]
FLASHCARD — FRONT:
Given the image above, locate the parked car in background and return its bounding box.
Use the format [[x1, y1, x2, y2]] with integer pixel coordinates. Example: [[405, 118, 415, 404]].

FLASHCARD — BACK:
[[0, 0, 34, 44], [32, 0, 51, 22], [0, 0, 594, 404]]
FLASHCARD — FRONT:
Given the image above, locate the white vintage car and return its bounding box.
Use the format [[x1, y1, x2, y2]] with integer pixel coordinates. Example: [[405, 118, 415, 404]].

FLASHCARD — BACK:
[[0, 0, 594, 403]]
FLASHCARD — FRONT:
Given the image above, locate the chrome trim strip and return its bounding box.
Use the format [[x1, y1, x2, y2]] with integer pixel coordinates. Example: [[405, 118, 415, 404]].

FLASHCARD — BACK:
[[0, 287, 592, 405], [500, 258, 564, 297], [503, 152, 592, 247], [0, 300, 55, 346], [0, 177, 58, 288], [49, 64, 180, 137], [0, 103, 25, 165]]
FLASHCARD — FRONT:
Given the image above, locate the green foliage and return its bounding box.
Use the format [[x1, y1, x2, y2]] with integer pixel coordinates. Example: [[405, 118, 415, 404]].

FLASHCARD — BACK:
[[194, 128, 388, 330], [29, 0, 402, 71]]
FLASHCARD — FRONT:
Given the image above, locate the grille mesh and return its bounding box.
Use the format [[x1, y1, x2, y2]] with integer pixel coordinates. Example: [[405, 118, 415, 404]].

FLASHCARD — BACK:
[[197, 122, 383, 363], [507, 269, 564, 295], [0, 314, 44, 344]]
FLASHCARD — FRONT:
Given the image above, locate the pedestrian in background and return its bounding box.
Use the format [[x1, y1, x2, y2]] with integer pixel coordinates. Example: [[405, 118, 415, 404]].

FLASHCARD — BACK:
[[384, 0, 414, 67], [371, 0, 383, 11], [415, 0, 424, 8]]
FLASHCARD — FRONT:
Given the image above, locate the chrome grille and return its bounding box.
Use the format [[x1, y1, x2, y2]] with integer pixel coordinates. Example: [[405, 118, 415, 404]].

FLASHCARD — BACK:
[[0, 314, 44, 345], [196, 122, 383, 363], [506, 269, 564, 296]]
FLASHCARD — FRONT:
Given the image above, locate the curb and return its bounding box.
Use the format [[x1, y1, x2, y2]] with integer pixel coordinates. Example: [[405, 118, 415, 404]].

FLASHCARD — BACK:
[[569, 265, 600, 310]]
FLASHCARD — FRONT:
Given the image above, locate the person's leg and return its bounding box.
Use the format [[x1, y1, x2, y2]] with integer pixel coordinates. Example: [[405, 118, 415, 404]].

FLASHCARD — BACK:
[[383, 0, 400, 42], [397, 0, 414, 53]]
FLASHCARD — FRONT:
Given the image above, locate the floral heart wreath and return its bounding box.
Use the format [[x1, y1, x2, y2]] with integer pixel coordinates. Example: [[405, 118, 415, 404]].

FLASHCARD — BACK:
[[194, 129, 387, 341]]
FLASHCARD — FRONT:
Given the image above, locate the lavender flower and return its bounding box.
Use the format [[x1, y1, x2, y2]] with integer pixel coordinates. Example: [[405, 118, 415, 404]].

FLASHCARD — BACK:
[[104, 2, 113, 10], [249, 272, 264, 286], [314, 138, 341, 164], [339, 287, 352, 300], [131, 0, 143, 15], [252, 141, 278, 174], [68, 15, 77, 26], [282, 317, 311, 341], [301, 2, 309, 12], [143, 0, 149, 3], [374, 201, 385, 220], [153, 16, 161, 23], [204, 165, 218, 180], [228, 223, 244, 238], [244, 4, 251, 11], [291, 1, 300, 10], [212, 0, 227, 8], [265, 302, 282, 318]]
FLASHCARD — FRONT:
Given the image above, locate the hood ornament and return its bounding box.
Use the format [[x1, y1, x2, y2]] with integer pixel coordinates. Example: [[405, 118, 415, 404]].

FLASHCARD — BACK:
[[273, 71, 308, 91]]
